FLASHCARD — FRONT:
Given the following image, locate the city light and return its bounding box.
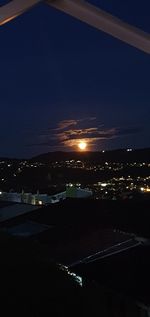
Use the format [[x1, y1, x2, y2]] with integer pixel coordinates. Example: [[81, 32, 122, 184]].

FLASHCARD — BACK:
[[140, 187, 150, 193], [101, 183, 107, 187]]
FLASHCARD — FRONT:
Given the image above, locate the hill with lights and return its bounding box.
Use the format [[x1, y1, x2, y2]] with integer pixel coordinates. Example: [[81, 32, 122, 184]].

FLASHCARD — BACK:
[[32, 148, 150, 163]]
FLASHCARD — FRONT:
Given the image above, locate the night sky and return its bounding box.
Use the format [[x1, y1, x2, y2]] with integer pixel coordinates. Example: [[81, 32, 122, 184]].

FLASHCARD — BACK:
[[0, 0, 150, 158]]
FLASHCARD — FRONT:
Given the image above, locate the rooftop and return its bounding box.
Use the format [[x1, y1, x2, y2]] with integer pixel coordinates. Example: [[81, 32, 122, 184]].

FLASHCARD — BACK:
[[74, 244, 150, 307]]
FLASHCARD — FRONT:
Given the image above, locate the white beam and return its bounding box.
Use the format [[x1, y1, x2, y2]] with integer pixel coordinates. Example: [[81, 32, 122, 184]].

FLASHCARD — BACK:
[[0, 0, 41, 26], [0, 0, 149, 54], [46, 0, 150, 54]]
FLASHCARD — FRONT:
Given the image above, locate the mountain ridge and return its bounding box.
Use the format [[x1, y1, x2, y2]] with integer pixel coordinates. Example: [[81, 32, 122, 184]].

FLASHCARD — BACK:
[[31, 148, 150, 163]]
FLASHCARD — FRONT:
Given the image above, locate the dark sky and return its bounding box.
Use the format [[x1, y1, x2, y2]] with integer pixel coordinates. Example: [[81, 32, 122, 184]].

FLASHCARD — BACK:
[[0, 0, 150, 158]]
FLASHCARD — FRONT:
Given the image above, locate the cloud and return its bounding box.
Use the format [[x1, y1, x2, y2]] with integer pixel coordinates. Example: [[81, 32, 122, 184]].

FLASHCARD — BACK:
[[57, 127, 116, 141], [54, 119, 78, 131], [54, 121, 142, 149], [27, 117, 143, 150], [59, 126, 117, 148], [53, 117, 96, 131]]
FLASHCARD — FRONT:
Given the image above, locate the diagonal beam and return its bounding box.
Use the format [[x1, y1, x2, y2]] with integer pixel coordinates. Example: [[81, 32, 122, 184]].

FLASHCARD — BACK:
[[0, 0, 149, 54], [0, 0, 41, 26], [46, 0, 150, 54]]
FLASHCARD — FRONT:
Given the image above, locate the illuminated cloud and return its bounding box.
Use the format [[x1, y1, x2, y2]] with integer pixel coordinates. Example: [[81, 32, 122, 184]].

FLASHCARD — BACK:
[[55, 121, 142, 149], [54, 119, 78, 131], [27, 118, 142, 151], [53, 117, 97, 131]]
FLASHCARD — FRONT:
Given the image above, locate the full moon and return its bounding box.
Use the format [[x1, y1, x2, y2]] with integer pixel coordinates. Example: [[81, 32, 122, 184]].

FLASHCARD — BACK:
[[78, 141, 87, 150]]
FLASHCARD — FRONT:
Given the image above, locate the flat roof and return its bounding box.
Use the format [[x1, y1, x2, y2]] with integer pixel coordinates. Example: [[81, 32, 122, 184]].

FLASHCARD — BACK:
[[0, 202, 41, 222], [2, 221, 51, 237]]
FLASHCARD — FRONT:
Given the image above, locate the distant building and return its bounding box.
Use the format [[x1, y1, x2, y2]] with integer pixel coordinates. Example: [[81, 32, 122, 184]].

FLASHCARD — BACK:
[[0, 186, 92, 205], [0, 190, 66, 205], [66, 185, 92, 198], [0, 192, 21, 203]]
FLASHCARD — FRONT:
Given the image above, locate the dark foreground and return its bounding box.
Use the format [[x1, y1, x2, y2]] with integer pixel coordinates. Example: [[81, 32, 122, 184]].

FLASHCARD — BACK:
[[1, 198, 150, 316]]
